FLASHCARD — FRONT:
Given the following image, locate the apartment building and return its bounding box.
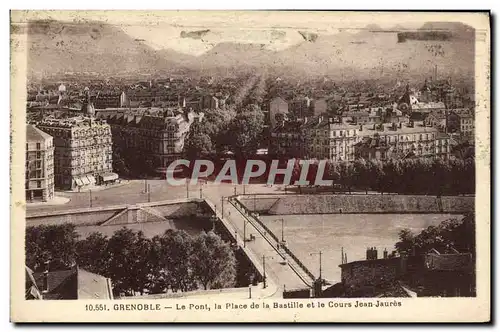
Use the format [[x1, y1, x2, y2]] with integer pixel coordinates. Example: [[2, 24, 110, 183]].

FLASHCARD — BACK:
[[269, 120, 305, 158], [99, 109, 202, 174], [449, 110, 474, 136], [272, 116, 451, 162], [303, 116, 359, 161], [36, 117, 114, 190], [26, 125, 55, 202], [355, 121, 450, 160]]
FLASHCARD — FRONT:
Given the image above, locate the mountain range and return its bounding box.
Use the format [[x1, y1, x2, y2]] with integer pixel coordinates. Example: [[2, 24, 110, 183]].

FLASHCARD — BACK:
[[14, 19, 475, 80]]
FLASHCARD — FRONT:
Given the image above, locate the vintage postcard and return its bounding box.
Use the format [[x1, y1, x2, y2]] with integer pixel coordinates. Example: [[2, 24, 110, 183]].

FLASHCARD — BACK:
[[10, 10, 490, 323]]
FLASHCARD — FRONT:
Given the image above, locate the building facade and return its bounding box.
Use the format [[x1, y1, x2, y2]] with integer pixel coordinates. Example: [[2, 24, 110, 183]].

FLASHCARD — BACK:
[[272, 116, 451, 162], [355, 121, 450, 160], [36, 117, 114, 190], [99, 110, 202, 174], [269, 120, 305, 158], [26, 124, 55, 202], [303, 117, 359, 161]]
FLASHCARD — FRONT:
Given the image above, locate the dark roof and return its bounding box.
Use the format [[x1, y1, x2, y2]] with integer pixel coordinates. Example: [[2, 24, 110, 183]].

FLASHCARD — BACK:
[[33, 269, 77, 300], [26, 124, 52, 142], [32, 267, 113, 300]]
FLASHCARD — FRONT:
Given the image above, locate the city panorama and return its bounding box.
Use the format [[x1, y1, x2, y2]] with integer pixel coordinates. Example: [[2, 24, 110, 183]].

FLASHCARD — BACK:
[[18, 12, 477, 302]]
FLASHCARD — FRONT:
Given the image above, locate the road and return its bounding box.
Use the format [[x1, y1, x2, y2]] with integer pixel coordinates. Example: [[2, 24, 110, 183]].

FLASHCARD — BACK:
[[201, 184, 310, 292], [26, 180, 286, 214]]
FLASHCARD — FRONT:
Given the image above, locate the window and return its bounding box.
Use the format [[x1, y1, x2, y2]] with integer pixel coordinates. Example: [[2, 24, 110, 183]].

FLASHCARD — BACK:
[[36, 151, 41, 159], [36, 143, 40, 150], [37, 181, 41, 188]]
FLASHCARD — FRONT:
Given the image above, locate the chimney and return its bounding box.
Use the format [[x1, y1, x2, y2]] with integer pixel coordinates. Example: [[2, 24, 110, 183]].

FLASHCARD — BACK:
[[373, 247, 378, 260], [366, 247, 370, 260], [328, 117, 333, 124], [383, 248, 388, 259]]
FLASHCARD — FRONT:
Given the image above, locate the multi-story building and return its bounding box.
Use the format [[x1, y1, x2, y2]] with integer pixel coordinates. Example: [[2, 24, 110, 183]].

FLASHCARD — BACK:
[[98, 109, 202, 174], [303, 116, 359, 161], [269, 120, 305, 158], [449, 110, 474, 136], [273, 116, 451, 162], [36, 117, 114, 190], [26, 124, 55, 202], [355, 121, 450, 160], [92, 91, 128, 109]]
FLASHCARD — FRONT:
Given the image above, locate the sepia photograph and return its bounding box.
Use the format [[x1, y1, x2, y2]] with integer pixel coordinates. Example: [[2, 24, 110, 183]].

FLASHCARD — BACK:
[[10, 10, 490, 323]]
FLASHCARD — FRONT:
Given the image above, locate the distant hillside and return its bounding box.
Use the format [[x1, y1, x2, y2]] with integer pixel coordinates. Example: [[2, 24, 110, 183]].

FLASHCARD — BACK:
[[17, 20, 180, 76], [16, 19, 475, 81]]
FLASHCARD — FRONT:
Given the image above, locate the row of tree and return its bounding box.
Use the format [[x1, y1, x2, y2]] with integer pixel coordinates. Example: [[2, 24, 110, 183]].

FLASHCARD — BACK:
[[184, 104, 265, 159], [320, 157, 475, 195], [26, 224, 237, 296], [284, 157, 474, 195]]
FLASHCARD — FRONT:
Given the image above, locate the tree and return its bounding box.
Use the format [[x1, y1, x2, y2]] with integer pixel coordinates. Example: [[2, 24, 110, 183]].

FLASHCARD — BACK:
[[353, 158, 369, 193], [191, 231, 236, 290], [229, 104, 265, 158], [75, 232, 110, 276], [394, 215, 475, 257], [107, 228, 152, 296], [26, 224, 80, 271], [395, 229, 415, 256], [184, 121, 214, 159], [158, 230, 197, 292]]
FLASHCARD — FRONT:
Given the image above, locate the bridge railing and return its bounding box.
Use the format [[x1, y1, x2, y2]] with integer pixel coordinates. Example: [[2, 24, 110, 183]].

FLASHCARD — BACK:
[[233, 195, 316, 283]]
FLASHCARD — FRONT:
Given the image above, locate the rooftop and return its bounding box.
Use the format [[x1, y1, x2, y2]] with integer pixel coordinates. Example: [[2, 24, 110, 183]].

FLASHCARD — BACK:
[[26, 124, 52, 142]]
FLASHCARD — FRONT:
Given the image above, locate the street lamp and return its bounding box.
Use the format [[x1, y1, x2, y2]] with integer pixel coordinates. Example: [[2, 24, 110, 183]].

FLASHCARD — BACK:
[[310, 251, 323, 282], [221, 196, 224, 216], [243, 219, 247, 247], [262, 255, 274, 289], [274, 218, 285, 243]]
